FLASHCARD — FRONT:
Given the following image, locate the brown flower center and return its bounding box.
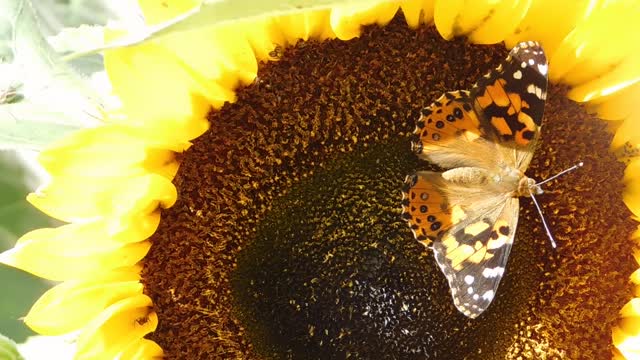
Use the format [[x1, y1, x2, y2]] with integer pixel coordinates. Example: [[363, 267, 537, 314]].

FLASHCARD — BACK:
[[142, 14, 636, 359]]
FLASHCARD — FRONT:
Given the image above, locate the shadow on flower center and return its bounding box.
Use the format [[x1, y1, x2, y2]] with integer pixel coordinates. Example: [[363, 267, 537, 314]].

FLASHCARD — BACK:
[[141, 15, 636, 359]]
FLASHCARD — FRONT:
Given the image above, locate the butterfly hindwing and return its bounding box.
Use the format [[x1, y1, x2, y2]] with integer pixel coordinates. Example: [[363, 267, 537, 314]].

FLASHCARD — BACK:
[[432, 195, 519, 319], [401, 172, 453, 246], [402, 171, 519, 318]]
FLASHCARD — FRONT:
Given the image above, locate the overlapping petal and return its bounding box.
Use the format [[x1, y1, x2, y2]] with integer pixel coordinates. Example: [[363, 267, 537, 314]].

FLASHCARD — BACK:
[[74, 295, 157, 360], [434, 0, 532, 44], [24, 266, 143, 335]]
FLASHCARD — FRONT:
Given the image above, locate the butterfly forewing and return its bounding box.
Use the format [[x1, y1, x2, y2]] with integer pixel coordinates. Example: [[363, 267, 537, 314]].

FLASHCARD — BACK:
[[411, 91, 503, 171], [471, 41, 548, 170], [403, 41, 549, 318]]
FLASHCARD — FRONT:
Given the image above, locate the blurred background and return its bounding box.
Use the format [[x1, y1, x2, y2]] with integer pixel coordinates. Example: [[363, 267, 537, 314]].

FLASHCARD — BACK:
[[0, 151, 54, 342], [0, 0, 138, 351]]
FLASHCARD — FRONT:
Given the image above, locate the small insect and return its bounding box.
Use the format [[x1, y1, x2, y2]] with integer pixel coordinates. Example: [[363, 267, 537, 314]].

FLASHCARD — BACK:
[[401, 41, 578, 318], [134, 307, 153, 326], [135, 315, 150, 326], [269, 45, 284, 60]]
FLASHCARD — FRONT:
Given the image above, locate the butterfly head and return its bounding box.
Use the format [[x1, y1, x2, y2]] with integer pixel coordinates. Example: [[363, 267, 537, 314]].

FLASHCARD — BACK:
[[517, 176, 542, 198]]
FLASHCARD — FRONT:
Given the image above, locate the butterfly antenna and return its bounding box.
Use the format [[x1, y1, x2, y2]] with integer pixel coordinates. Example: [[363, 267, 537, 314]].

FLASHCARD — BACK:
[[529, 161, 584, 249], [528, 191, 557, 248], [535, 162, 584, 187]]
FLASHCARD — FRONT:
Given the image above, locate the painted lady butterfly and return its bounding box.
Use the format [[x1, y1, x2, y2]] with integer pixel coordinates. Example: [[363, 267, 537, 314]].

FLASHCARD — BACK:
[[401, 41, 549, 318]]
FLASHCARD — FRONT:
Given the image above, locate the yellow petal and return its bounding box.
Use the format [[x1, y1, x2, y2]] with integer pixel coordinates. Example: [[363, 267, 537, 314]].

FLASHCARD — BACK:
[[0, 227, 151, 280], [591, 82, 640, 121], [13, 214, 159, 249], [615, 304, 640, 360], [631, 269, 640, 288], [38, 126, 176, 179], [624, 157, 640, 218], [24, 266, 143, 335], [276, 10, 335, 44], [160, 23, 258, 89], [27, 173, 176, 222], [614, 322, 640, 360], [330, 2, 400, 40], [137, 0, 201, 25], [401, 0, 436, 28], [622, 298, 640, 318], [434, 0, 531, 44], [243, 17, 289, 61], [550, 1, 640, 85], [433, 0, 463, 40], [613, 113, 640, 150], [103, 40, 214, 133], [119, 338, 163, 360], [504, 0, 595, 55], [568, 57, 640, 104], [110, 174, 178, 218], [467, 0, 532, 45], [75, 295, 157, 360]]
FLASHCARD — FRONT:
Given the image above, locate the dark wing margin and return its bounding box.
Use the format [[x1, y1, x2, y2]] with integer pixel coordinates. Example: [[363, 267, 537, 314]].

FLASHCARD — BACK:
[[432, 196, 519, 318], [470, 41, 548, 170]]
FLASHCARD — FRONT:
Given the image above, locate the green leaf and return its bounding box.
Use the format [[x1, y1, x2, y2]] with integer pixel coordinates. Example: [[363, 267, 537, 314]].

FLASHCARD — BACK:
[[0, 333, 25, 360], [63, 0, 394, 60], [0, 110, 83, 150], [0, 0, 102, 150], [0, 150, 56, 341]]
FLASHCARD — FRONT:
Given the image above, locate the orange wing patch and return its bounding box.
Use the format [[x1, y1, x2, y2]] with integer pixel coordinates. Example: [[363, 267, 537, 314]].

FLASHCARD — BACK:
[[411, 90, 483, 156], [475, 78, 509, 108], [473, 77, 539, 146], [401, 174, 454, 246]]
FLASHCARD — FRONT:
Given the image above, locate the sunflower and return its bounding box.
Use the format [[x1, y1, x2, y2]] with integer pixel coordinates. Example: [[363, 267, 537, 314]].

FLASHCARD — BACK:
[[2, 0, 640, 359]]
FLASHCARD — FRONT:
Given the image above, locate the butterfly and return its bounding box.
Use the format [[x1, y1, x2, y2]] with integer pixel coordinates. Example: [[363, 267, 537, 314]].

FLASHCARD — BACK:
[[401, 41, 549, 319]]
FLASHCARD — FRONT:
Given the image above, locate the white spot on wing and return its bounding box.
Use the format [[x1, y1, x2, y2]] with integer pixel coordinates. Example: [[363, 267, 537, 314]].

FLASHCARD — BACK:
[[467, 287, 474, 295], [521, 61, 527, 68], [464, 275, 475, 285], [482, 267, 505, 278], [528, 58, 535, 66], [513, 70, 522, 79], [482, 290, 495, 301], [538, 63, 548, 75]]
